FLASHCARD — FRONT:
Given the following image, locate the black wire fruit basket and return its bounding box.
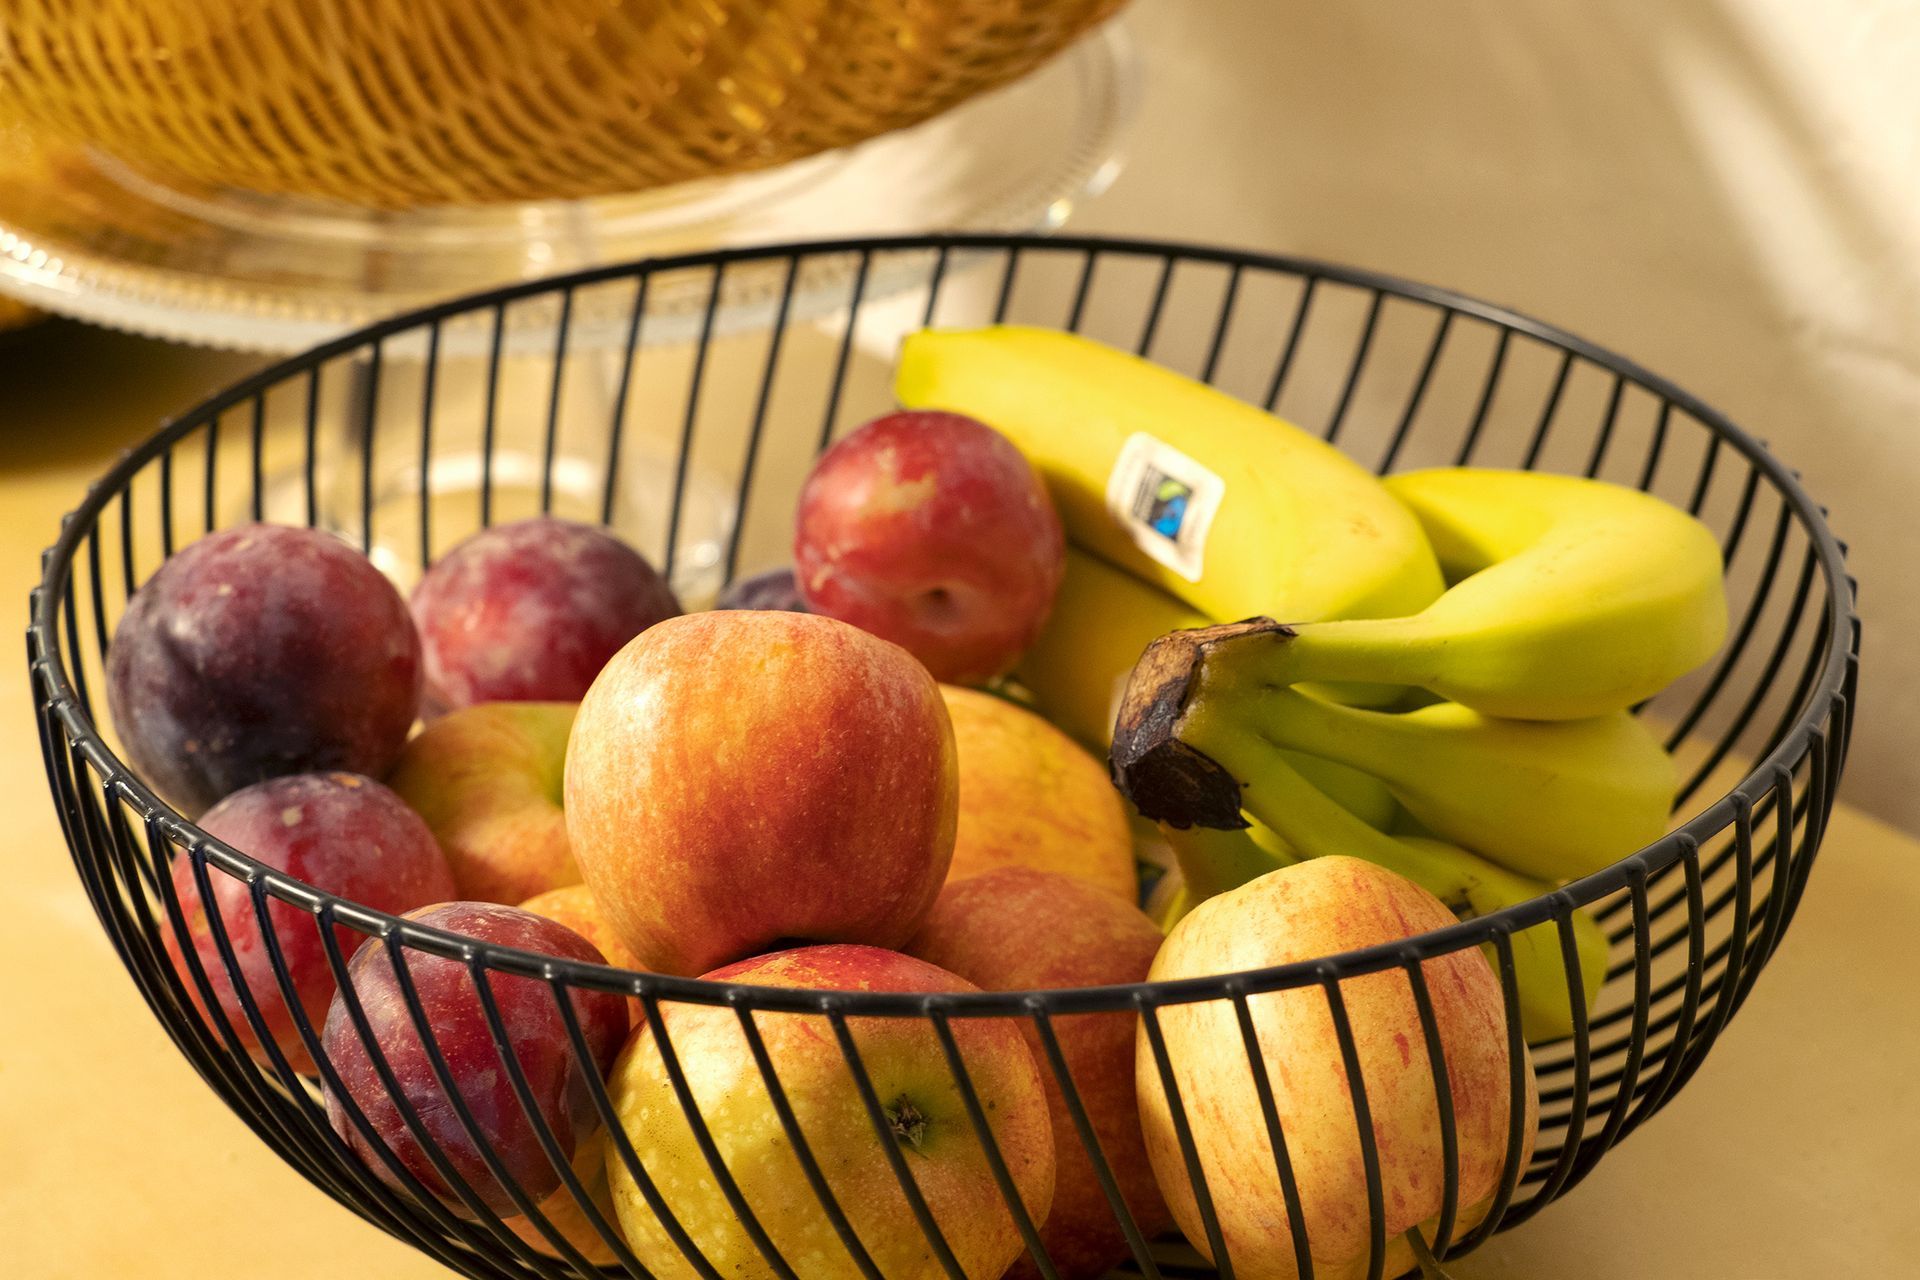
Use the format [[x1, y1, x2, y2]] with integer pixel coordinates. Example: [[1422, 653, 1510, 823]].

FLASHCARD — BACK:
[[29, 234, 1857, 1280]]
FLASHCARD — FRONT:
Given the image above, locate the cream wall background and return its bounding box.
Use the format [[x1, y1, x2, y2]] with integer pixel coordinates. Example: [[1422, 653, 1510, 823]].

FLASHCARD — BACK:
[[1087, 0, 1916, 829], [4, 7, 1918, 1279]]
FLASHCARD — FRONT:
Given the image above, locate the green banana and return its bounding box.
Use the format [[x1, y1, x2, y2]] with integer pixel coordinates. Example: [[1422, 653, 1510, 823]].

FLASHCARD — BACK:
[[1158, 789, 1396, 930], [895, 326, 1445, 624], [1113, 624, 1675, 884], [1157, 743, 1607, 1042], [1283, 751, 1402, 834], [1199, 675, 1674, 885], [1162, 822, 1297, 902], [1143, 864, 1197, 932], [1203, 468, 1728, 721]]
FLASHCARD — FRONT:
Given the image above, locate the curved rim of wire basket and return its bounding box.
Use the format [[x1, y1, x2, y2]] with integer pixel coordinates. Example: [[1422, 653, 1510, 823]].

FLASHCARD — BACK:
[[27, 231, 1857, 1020]]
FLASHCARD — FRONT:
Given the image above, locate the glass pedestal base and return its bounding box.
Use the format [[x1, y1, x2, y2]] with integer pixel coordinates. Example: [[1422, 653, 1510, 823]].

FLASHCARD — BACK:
[[0, 25, 1136, 352]]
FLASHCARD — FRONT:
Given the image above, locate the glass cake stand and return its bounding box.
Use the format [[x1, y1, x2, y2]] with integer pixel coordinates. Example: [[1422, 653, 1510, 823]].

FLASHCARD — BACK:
[[0, 24, 1136, 353]]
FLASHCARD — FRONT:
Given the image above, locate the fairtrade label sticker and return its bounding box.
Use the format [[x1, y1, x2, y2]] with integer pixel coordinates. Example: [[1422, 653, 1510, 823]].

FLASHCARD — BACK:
[[1104, 433, 1226, 583]]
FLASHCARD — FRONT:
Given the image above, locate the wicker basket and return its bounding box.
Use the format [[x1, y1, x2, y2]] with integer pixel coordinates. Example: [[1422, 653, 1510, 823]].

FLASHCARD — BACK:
[[0, 0, 1124, 209]]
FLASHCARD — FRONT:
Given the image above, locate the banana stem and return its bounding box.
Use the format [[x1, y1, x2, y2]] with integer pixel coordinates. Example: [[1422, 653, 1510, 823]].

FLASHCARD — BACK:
[[1278, 748, 1400, 831], [1263, 616, 1448, 692], [1107, 622, 1610, 1040], [1209, 681, 1401, 790]]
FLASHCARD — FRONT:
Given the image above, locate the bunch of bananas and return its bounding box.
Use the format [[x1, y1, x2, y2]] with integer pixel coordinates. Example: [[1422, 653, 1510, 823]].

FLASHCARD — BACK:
[[896, 327, 1730, 1042]]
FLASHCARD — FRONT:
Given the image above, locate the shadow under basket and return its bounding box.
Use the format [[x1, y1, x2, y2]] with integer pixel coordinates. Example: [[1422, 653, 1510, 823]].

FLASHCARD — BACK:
[[28, 234, 1858, 1280]]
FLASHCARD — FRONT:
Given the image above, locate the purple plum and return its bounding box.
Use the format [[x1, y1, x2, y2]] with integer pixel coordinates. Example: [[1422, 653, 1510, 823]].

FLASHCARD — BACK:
[[165, 772, 456, 1075], [410, 517, 679, 713], [106, 523, 421, 816], [321, 902, 630, 1215]]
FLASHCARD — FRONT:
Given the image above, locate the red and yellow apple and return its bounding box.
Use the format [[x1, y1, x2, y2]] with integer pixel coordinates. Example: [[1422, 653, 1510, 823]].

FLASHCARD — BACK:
[[387, 701, 578, 905], [565, 611, 957, 976], [940, 685, 1137, 900], [519, 882, 646, 1025], [907, 868, 1169, 1279], [505, 1128, 626, 1266], [517, 883, 643, 972], [603, 944, 1055, 1280], [794, 410, 1065, 683], [1137, 856, 1538, 1280], [714, 566, 808, 612]]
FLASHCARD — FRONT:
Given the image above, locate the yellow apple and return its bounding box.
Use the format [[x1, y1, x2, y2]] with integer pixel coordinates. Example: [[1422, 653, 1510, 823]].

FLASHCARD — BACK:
[[940, 684, 1136, 900], [604, 945, 1054, 1280], [386, 700, 578, 904], [518, 882, 647, 1027], [1137, 856, 1538, 1280]]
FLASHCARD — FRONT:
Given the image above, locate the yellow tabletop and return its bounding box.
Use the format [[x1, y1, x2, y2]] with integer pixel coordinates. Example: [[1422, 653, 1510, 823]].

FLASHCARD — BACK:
[[3, 326, 1914, 1279]]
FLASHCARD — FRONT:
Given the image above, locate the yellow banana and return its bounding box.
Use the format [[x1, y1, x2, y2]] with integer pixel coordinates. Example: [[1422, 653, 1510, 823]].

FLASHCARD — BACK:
[[895, 326, 1445, 624], [1019, 548, 1402, 827], [1229, 468, 1727, 721], [1017, 547, 1206, 750], [1155, 737, 1607, 1042], [1114, 625, 1676, 884]]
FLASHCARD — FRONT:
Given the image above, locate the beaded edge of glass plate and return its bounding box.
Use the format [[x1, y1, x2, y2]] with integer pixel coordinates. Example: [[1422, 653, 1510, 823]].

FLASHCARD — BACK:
[[0, 24, 1137, 353]]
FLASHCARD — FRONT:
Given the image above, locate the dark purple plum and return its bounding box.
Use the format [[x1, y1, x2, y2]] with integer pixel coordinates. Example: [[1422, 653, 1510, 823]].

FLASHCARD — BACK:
[[164, 772, 456, 1075], [410, 517, 679, 713], [713, 566, 809, 612], [321, 902, 630, 1215], [106, 523, 421, 816]]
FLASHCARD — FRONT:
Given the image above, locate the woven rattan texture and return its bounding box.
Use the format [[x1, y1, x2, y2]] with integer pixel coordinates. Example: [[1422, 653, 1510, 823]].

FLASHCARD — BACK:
[[0, 0, 1122, 208]]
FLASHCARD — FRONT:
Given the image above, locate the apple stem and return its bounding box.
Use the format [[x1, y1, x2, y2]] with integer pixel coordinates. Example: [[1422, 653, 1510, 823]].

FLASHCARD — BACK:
[[885, 1097, 931, 1154]]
